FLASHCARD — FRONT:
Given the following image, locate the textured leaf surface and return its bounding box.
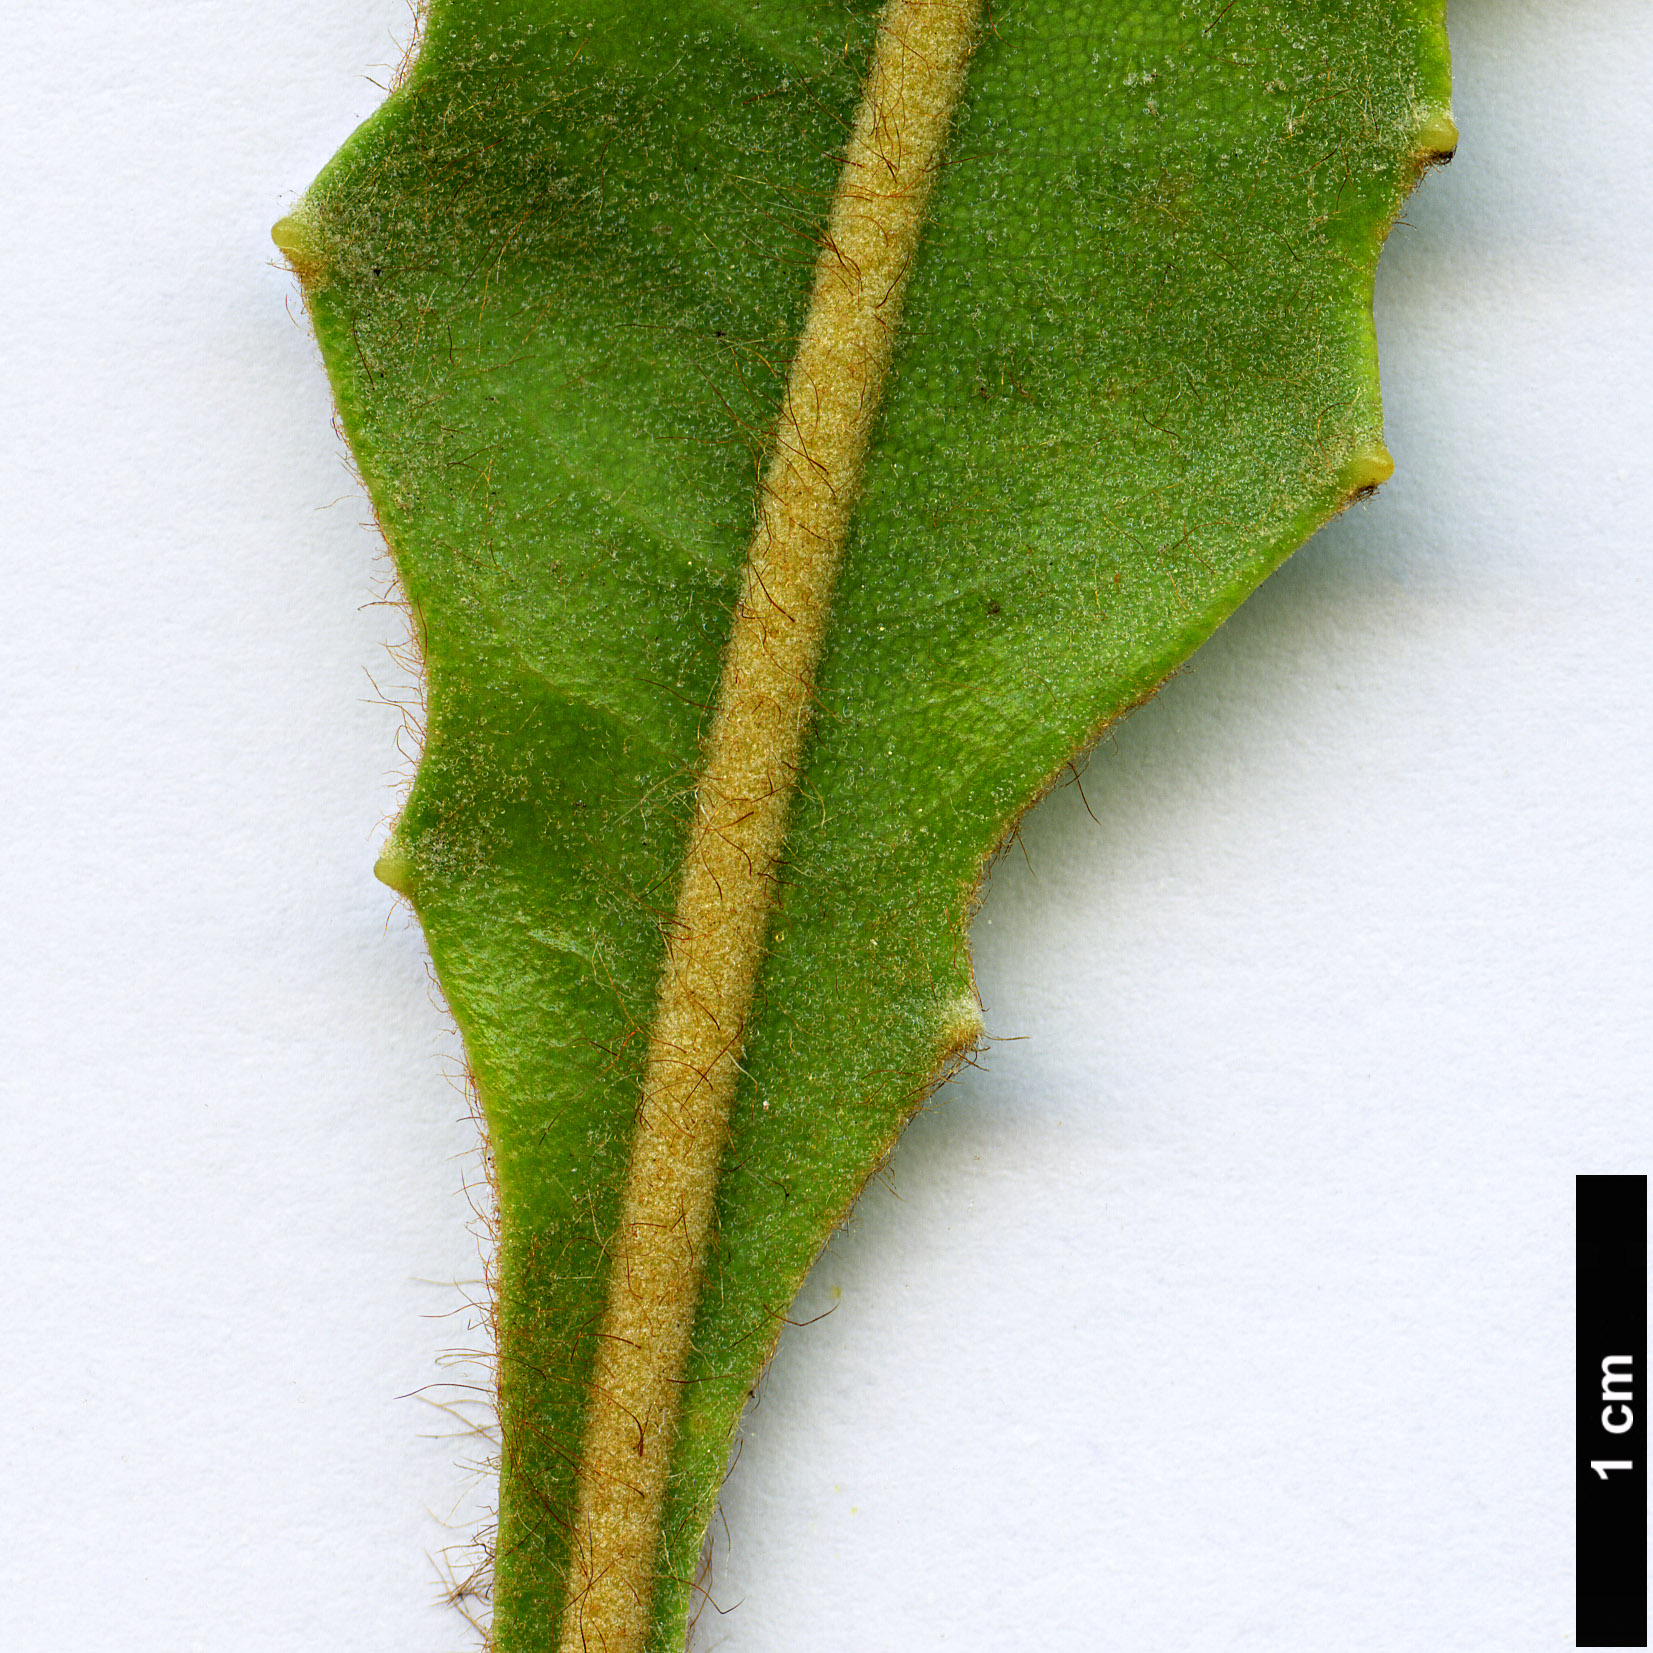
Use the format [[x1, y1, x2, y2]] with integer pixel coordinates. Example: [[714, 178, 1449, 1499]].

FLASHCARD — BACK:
[[285, 1, 1451, 1645]]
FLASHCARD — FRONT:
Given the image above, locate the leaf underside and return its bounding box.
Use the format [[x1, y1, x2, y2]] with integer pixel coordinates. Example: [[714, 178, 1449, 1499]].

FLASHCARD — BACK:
[[290, 1, 1450, 1646]]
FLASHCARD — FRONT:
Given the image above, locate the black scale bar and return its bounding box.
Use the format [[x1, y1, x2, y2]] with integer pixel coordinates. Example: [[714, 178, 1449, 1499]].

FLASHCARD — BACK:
[[1579, 1174, 1647, 1647]]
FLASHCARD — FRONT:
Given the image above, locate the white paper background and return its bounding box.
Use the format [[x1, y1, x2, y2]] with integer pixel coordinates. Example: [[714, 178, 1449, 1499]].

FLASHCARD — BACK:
[[4, 2, 1649, 1648]]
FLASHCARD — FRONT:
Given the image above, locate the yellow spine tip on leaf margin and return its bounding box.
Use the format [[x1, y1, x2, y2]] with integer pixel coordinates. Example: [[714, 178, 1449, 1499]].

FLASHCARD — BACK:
[[374, 842, 416, 898], [272, 213, 326, 286], [942, 996, 986, 1052], [1339, 447, 1396, 503], [1417, 111, 1459, 161]]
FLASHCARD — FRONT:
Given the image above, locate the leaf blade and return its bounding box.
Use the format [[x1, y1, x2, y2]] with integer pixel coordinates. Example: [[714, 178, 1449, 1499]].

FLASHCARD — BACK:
[[284, 1, 1451, 1645]]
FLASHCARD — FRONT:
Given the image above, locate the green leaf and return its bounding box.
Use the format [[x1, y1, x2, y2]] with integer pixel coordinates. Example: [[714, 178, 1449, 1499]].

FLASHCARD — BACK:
[[279, 1, 1451, 1646]]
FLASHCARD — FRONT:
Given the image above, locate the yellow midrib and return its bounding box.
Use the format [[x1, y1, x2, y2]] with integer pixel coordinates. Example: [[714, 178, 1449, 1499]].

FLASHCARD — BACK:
[[554, 2, 986, 1649]]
